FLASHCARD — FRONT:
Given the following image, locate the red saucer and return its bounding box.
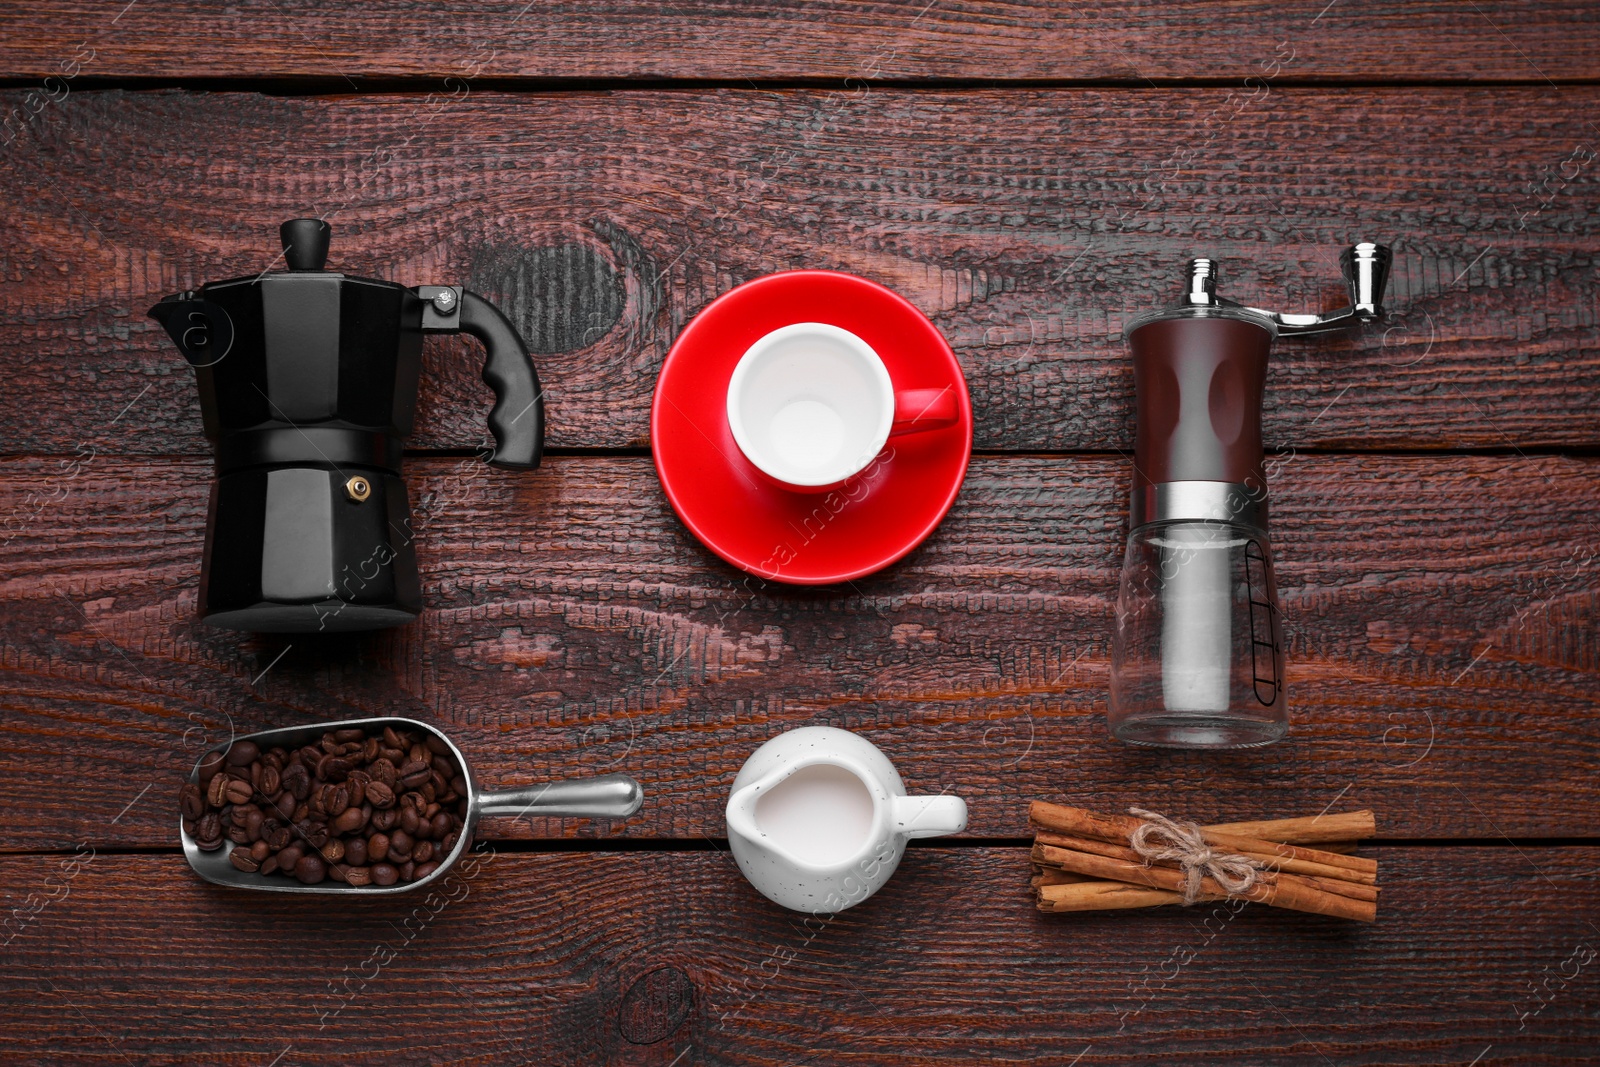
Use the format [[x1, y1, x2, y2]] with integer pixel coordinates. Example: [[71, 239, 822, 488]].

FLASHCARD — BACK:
[[652, 271, 973, 584]]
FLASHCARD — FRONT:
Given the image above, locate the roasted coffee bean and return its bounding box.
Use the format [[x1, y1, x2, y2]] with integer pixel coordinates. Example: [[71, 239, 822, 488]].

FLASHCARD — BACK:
[[442, 831, 458, 854], [303, 821, 331, 849], [249, 762, 262, 788], [431, 812, 454, 840], [431, 754, 455, 778], [450, 775, 467, 798], [179, 783, 205, 821], [317, 753, 356, 782], [399, 760, 431, 789], [370, 807, 398, 832], [344, 837, 368, 867], [206, 772, 230, 809], [259, 855, 279, 875], [273, 791, 296, 819], [332, 806, 365, 834], [364, 781, 395, 809], [379, 746, 406, 765], [264, 747, 286, 770], [334, 727, 366, 744], [223, 777, 254, 805], [425, 733, 449, 756], [196, 813, 223, 850], [362, 736, 380, 763], [388, 829, 413, 861], [367, 833, 390, 862], [323, 783, 351, 818], [230, 849, 261, 873], [281, 762, 311, 801], [371, 863, 399, 887], [250, 839, 272, 862], [245, 808, 264, 841], [398, 860, 416, 882], [320, 838, 345, 864], [293, 801, 311, 824], [197, 750, 227, 786], [320, 733, 341, 755], [383, 726, 407, 751], [276, 844, 304, 870], [294, 854, 326, 884], [369, 758, 397, 788], [182, 816, 197, 838], [258, 765, 281, 796], [227, 825, 251, 845], [413, 840, 434, 865], [225, 740, 259, 767], [264, 821, 291, 850], [398, 806, 420, 836], [342, 865, 373, 887], [345, 770, 369, 807], [412, 861, 438, 881]]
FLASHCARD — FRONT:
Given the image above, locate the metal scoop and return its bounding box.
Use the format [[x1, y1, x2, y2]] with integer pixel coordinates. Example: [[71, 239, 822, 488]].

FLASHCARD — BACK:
[[180, 716, 643, 894]]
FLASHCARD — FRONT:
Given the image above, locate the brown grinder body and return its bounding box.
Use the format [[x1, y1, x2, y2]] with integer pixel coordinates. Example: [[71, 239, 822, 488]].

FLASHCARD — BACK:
[[1128, 315, 1273, 495]]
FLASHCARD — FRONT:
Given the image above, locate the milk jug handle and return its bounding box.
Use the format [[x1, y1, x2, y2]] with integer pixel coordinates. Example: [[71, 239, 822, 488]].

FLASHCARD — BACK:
[[892, 794, 968, 839]]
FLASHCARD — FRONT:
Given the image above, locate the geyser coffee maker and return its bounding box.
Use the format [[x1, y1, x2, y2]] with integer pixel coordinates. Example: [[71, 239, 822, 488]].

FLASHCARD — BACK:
[[1110, 243, 1391, 748], [151, 219, 545, 633]]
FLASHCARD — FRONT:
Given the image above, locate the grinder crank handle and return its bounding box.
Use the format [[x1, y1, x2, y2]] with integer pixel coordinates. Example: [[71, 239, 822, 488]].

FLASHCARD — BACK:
[[419, 285, 545, 470]]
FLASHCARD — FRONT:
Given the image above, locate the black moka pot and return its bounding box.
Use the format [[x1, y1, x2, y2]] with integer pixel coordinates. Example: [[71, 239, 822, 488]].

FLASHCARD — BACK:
[[150, 219, 544, 633]]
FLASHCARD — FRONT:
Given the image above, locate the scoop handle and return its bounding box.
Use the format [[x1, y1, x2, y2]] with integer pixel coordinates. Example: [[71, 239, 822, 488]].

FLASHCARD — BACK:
[[475, 774, 643, 821]]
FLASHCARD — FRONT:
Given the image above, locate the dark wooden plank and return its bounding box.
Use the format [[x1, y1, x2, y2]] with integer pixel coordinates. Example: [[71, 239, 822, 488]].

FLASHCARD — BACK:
[[2, 88, 1598, 455], [3, 2, 1600, 81], [1, 847, 1596, 1063], [2, 453, 1596, 848]]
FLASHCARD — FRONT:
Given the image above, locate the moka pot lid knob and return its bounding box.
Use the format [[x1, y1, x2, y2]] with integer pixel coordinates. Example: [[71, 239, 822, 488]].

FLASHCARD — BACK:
[[279, 218, 331, 271]]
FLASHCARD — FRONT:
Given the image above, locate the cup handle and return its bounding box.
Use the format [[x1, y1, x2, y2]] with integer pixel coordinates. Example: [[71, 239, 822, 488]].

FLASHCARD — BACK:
[[889, 387, 959, 438], [891, 794, 968, 839]]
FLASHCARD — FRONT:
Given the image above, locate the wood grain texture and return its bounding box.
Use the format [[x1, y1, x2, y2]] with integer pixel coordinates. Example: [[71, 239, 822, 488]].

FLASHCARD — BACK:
[[3, 1, 1600, 81], [2, 847, 1597, 1064], [2, 454, 1596, 848], [3, 88, 1599, 455]]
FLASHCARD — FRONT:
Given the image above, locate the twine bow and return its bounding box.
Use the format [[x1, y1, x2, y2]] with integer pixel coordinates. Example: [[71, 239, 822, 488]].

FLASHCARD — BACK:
[[1127, 807, 1263, 905]]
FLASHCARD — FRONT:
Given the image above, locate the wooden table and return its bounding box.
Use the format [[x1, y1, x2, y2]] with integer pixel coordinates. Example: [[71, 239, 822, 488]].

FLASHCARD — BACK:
[[3, 4, 1598, 1063]]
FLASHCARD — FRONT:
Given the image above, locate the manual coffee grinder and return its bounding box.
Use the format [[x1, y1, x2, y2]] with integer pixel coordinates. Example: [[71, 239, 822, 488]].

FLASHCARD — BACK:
[[151, 219, 545, 633], [1109, 243, 1391, 748]]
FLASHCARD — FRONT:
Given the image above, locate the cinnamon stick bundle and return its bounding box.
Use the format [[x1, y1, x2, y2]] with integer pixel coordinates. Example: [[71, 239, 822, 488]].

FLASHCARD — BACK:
[[1028, 802, 1380, 922]]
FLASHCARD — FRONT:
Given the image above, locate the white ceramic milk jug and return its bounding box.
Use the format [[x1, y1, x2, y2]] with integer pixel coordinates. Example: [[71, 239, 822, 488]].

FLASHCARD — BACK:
[[725, 726, 968, 913]]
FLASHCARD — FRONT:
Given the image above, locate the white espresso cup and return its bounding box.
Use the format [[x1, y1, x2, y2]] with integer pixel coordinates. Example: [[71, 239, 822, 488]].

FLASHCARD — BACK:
[[725, 322, 956, 493]]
